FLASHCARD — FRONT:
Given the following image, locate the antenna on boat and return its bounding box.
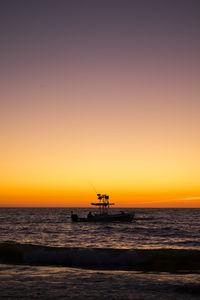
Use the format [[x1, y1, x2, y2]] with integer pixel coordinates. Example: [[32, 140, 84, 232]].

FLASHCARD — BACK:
[[89, 183, 98, 195]]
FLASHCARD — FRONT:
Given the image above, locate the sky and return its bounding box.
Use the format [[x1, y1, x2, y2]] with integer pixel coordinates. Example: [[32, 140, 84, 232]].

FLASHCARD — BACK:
[[1, 0, 200, 207]]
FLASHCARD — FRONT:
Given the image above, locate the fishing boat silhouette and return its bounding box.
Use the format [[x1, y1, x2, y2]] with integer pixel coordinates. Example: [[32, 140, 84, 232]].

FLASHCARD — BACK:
[[71, 193, 134, 222]]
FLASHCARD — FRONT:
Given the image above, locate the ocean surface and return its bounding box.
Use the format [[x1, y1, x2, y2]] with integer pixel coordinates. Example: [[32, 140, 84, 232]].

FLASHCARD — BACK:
[[0, 207, 199, 299]]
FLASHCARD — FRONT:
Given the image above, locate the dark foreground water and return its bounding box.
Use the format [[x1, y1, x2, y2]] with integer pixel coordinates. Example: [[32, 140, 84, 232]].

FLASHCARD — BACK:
[[0, 208, 199, 299]]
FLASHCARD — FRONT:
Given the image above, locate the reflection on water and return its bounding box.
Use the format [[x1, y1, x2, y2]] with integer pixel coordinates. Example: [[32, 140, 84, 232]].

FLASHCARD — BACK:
[[0, 264, 200, 299], [0, 208, 199, 249]]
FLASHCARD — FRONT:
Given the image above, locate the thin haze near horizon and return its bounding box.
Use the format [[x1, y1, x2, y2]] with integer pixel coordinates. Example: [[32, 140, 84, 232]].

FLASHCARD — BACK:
[[1, 0, 200, 207]]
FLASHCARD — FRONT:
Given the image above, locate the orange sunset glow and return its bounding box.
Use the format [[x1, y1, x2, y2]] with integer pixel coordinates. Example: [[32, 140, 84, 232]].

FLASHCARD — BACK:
[[1, 1, 200, 208]]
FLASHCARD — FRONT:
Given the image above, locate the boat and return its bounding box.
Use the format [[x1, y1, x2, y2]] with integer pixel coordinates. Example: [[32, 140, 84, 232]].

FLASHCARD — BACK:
[[71, 193, 134, 222]]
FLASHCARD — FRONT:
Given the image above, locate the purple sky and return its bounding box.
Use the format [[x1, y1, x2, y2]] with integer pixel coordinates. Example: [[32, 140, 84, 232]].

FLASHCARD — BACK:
[[1, 0, 200, 206]]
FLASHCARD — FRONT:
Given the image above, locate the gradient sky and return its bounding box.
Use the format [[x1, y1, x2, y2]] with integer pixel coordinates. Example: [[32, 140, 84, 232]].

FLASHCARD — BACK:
[[1, 0, 200, 207]]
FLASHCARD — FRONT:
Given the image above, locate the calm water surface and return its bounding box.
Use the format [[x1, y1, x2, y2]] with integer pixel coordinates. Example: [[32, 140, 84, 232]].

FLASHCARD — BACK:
[[0, 208, 199, 249], [0, 208, 199, 299]]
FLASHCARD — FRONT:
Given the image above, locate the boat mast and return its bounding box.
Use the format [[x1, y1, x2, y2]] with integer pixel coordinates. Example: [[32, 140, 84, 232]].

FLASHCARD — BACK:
[[98, 194, 109, 214]]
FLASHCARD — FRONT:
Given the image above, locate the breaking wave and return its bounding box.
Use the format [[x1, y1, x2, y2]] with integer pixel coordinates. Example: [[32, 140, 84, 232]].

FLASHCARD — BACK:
[[0, 242, 200, 273]]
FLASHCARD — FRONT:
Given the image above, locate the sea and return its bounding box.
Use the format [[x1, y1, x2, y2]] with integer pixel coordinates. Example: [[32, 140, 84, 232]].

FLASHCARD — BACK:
[[0, 207, 199, 299]]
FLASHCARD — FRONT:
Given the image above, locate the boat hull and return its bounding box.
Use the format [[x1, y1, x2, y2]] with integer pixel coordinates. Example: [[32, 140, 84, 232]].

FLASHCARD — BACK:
[[71, 212, 134, 222]]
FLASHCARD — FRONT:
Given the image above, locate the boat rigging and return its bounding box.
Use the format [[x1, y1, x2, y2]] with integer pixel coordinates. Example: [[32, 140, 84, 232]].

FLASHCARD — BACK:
[[71, 193, 134, 222]]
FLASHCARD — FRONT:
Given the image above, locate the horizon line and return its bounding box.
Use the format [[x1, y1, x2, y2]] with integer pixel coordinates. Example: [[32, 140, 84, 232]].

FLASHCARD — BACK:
[[0, 206, 199, 209]]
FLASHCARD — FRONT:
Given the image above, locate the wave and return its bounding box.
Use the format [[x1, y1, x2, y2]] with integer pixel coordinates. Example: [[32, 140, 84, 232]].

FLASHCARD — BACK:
[[0, 242, 200, 273]]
